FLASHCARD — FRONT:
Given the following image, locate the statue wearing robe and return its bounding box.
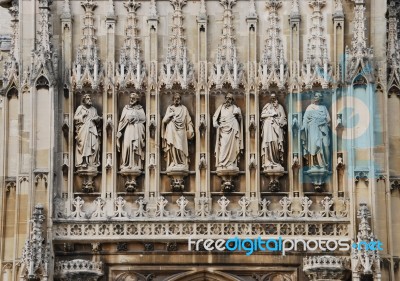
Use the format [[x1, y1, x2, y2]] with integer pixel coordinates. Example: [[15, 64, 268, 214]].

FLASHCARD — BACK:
[[213, 96, 243, 169], [162, 96, 194, 170], [261, 98, 287, 168], [301, 96, 331, 169], [117, 103, 146, 170], [74, 96, 101, 169]]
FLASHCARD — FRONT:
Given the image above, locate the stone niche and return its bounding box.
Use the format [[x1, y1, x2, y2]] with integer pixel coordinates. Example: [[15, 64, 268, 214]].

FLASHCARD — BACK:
[[159, 87, 197, 193], [209, 88, 246, 194], [73, 89, 104, 194]]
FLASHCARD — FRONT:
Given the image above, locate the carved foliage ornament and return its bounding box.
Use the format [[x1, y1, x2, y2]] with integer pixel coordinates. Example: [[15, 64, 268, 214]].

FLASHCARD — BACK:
[[302, 0, 331, 89], [345, 0, 374, 83], [259, 0, 287, 90], [21, 204, 50, 280], [160, 0, 195, 89], [117, 0, 146, 90], [209, 0, 245, 89], [73, 0, 102, 89]]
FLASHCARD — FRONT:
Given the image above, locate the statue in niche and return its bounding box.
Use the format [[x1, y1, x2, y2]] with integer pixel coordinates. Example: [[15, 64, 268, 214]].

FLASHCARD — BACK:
[[213, 93, 243, 171], [301, 92, 331, 171], [261, 93, 287, 171], [74, 94, 102, 171], [117, 93, 146, 172], [162, 93, 194, 171]]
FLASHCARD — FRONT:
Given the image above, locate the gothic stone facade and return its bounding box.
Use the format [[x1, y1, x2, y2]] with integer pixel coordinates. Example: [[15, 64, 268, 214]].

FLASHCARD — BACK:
[[0, 0, 399, 280]]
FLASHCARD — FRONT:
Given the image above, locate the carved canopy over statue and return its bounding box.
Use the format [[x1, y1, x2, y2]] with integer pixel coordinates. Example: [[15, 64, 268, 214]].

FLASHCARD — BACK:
[[162, 93, 195, 171], [301, 92, 331, 170], [261, 93, 287, 171], [117, 93, 146, 171], [213, 93, 243, 170], [74, 94, 102, 171]]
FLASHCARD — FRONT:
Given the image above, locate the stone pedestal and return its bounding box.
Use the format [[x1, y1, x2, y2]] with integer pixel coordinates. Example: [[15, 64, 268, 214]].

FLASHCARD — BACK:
[[305, 166, 330, 191], [263, 164, 286, 192], [77, 166, 98, 193], [303, 256, 350, 281], [55, 259, 103, 281], [216, 166, 239, 192], [120, 167, 142, 192], [166, 165, 189, 192]]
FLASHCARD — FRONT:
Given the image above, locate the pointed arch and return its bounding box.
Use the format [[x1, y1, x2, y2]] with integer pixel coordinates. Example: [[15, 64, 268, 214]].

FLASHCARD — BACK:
[[35, 75, 50, 89], [166, 270, 244, 281]]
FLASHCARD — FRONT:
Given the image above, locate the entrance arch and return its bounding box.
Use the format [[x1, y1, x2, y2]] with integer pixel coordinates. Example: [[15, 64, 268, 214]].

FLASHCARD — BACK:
[[167, 270, 244, 281]]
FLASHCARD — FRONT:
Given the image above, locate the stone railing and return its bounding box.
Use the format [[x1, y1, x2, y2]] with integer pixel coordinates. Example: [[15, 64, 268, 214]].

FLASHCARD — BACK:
[[55, 259, 103, 281], [55, 195, 350, 221], [303, 256, 350, 281], [53, 221, 349, 241]]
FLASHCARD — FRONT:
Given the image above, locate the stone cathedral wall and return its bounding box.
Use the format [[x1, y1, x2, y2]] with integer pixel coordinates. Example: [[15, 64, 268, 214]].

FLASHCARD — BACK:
[[0, 0, 399, 280]]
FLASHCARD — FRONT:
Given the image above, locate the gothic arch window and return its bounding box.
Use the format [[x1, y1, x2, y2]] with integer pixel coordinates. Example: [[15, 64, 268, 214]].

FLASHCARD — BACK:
[[6, 86, 18, 98], [35, 75, 49, 89]]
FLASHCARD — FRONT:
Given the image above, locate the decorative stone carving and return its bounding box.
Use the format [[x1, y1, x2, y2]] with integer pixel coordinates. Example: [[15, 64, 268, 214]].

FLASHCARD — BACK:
[[390, 177, 400, 191], [301, 92, 331, 191], [30, 0, 57, 86], [133, 196, 148, 217], [261, 93, 287, 191], [195, 192, 211, 217], [148, 0, 158, 20], [334, 0, 344, 17], [74, 94, 102, 192], [117, 242, 128, 252], [237, 196, 251, 217], [198, 153, 207, 170], [352, 203, 381, 278], [199, 113, 206, 135], [160, 0, 195, 89], [117, 0, 146, 90], [303, 256, 350, 281], [72, 0, 102, 89], [114, 196, 128, 218], [21, 204, 50, 281], [259, 0, 287, 90], [162, 93, 194, 191], [258, 198, 272, 217], [1, 1, 19, 90], [155, 196, 169, 217], [387, 1, 400, 95], [71, 196, 86, 219], [91, 197, 106, 219], [117, 93, 146, 191], [354, 170, 369, 183], [209, 0, 245, 89], [149, 114, 156, 137], [345, 0, 374, 83], [213, 93, 243, 192], [176, 196, 190, 217], [302, 0, 331, 89], [216, 196, 231, 217], [55, 259, 103, 281]]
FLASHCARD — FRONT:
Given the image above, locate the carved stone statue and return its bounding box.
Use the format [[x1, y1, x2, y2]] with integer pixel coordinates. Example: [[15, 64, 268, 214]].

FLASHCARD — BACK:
[[74, 94, 101, 170], [117, 93, 146, 171], [261, 93, 287, 171], [301, 92, 331, 169], [213, 93, 243, 170], [162, 93, 194, 171]]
